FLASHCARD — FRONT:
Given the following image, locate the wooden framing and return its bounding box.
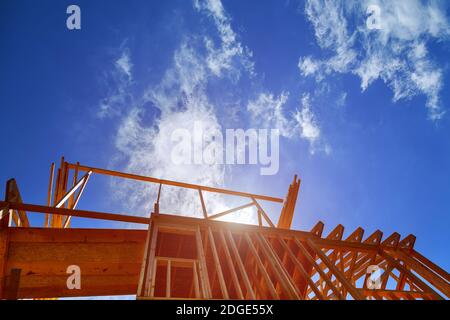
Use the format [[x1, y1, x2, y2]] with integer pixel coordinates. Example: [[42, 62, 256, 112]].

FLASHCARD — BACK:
[[0, 157, 448, 300]]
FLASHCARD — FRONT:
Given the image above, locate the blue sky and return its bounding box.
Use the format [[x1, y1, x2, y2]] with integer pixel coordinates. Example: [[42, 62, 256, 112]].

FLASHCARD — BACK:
[[1, 0, 450, 272]]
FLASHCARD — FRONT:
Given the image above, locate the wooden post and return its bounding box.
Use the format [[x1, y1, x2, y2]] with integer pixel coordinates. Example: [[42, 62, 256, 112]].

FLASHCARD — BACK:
[[45, 162, 55, 227], [144, 224, 159, 297], [150, 258, 158, 297], [137, 221, 153, 297], [257, 210, 262, 227], [195, 226, 212, 298], [255, 233, 300, 299], [218, 230, 244, 299], [193, 261, 201, 298], [154, 183, 162, 214], [276, 236, 324, 299], [207, 227, 229, 299], [166, 260, 171, 298], [244, 232, 278, 299], [225, 230, 256, 299], [68, 162, 79, 210], [0, 201, 10, 299]]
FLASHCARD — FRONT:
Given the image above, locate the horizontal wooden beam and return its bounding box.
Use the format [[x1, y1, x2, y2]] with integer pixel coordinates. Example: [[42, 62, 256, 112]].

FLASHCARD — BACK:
[[0, 206, 395, 255], [8, 227, 146, 243], [66, 163, 284, 203], [17, 275, 139, 299], [153, 213, 388, 251], [0, 202, 149, 225]]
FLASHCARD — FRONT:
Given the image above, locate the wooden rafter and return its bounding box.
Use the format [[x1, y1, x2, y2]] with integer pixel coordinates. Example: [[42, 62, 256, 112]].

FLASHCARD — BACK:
[[1, 158, 448, 300]]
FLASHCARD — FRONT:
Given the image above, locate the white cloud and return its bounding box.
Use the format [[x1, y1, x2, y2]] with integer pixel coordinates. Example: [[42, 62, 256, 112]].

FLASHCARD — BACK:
[[247, 92, 329, 155], [194, 0, 254, 78], [199, 0, 331, 156], [295, 94, 320, 142], [299, 0, 450, 120], [298, 56, 320, 77], [106, 0, 333, 224], [336, 92, 347, 107], [97, 48, 133, 118], [115, 50, 133, 80], [111, 2, 257, 224], [294, 94, 330, 155], [114, 43, 222, 217], [369, 0, 450, 41], [247, 91, 294, 137]]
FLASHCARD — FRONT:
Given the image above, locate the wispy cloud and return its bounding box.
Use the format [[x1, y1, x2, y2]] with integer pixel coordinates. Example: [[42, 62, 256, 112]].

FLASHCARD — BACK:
[[294, 93, 329, 155], [103, 0, 333, 222], [299, 0, 450, 120], [247, 92, 329, 154], [194, 0, 254, 78], [115, 49, 133, 80], [111, 1, 257, 223], [247, 91, 293, 137], [97, 48, 133, 119]]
